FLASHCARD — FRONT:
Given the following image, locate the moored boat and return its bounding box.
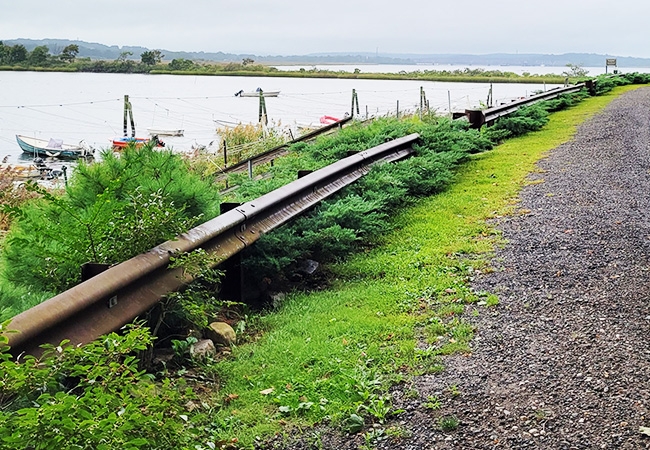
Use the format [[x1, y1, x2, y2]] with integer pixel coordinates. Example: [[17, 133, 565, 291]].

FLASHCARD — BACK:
[[235, 89, 280, 98], [319, 115, 341, 124], [112, 136, 165, 150], [15, 135, 93, 159], [146, 128, 184, 137]]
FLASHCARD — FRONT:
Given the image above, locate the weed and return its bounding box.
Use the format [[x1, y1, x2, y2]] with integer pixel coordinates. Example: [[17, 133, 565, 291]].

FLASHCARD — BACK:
[[357, 395, 393, 424], [171, 336, 199, 363], [342, 413, 365, 433], [424, 395, 442, 410], [485, 294, 499, 307], [438, 415, 460, 432], [404, 388, 419, 399], [362, 427, 386, 449]]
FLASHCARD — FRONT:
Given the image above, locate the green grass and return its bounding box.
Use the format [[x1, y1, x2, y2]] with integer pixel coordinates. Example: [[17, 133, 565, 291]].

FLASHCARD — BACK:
[[194, 85, 638, 446]]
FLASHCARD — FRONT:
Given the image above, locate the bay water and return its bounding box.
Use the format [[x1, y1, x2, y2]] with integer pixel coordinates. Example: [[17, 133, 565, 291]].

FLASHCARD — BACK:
[[0, 70, 560, 167]]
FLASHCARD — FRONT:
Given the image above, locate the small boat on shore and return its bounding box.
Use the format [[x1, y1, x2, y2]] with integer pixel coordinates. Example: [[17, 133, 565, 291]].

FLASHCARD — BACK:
[[112, 135, 165, 150], [1, 158, 59, 180], [16, 135, 93, 159], [319, 115, 341, 124], [235, 89, 280, 98]]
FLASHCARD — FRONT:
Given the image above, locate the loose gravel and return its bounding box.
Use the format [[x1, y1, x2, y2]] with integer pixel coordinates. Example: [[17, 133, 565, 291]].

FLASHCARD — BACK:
[[380, 87, 650, 449], [261, 88, 650, 449]]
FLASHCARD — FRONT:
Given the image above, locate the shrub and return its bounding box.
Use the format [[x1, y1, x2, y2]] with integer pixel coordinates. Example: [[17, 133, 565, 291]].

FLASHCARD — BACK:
[[236, 116, 495, 290], [1, 143, 221, 295], [0, 170, 41, 231], [0, 323, 203, 449], [488, 104, 549, 138]]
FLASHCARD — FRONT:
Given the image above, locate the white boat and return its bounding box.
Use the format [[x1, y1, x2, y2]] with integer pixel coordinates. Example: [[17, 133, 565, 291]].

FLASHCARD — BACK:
[[16, 135, 93, 159], [147, 128, 184, 137], [235, 89, 280, 98]]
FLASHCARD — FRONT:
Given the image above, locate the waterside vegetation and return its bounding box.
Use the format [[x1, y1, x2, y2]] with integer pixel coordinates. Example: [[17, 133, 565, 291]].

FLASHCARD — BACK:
[[0, 76, 646, 448]]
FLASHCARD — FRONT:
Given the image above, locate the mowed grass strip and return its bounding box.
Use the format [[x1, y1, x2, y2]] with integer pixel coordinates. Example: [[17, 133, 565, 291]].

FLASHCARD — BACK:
[[202, 86, 637, 445]]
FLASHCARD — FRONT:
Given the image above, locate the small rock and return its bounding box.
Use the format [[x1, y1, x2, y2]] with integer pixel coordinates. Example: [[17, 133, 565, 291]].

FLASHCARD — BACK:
[[190, 339, 216, 359], [206, 321, 237, 346]]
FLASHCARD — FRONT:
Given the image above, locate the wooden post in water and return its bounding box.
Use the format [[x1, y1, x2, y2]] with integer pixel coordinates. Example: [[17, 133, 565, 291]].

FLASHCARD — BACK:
[[396, 100, 400, 119], [419, 86, 424, 119], [486, 83, 493, 108], [258, 90, 268, 125], [123, 95, 136, 137], [351, 89, 359, 117]]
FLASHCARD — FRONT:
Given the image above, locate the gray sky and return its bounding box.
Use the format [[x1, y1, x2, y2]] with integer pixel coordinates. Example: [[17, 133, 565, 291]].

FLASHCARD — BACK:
[[2, 0, 648, 57]]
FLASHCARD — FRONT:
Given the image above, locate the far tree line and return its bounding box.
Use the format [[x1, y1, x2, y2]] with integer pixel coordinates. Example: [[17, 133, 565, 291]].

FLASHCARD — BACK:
[[0, 41, 269, 74], [0, 41, 573, 83], [0, 41, 169, 70]]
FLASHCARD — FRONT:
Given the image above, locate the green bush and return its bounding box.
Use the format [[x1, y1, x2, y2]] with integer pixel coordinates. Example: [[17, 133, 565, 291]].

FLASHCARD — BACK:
[[1, 143, 221, 295], [237, 116, 495, 289], [0, 323, 205, 449], [488, 103, 549, 138]]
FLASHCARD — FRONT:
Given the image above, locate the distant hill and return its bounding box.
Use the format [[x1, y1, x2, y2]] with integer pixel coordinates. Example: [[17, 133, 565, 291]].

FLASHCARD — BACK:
[[4, 38, 650, 68]]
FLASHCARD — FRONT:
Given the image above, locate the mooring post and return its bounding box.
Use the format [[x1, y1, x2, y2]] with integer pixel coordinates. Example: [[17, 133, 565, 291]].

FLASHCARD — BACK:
[[123, 95, 129, 137], [419, 86, 424, 120], [258, 90, 268, 125], [351, 89, 359, 117], [223, 139, 228, 167], [123, 95, 135, 137]]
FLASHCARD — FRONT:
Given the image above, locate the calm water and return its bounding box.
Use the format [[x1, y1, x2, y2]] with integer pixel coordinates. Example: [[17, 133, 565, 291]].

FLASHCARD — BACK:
[[0, 70, 560, 166]]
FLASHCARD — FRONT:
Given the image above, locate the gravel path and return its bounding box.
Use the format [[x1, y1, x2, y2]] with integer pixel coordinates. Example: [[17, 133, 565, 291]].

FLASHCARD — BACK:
[[380, 88, 650, 449]]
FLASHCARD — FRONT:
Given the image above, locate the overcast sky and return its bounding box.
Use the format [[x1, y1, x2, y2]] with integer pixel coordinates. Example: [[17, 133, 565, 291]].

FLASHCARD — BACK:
[[2, 0, 648, 58]]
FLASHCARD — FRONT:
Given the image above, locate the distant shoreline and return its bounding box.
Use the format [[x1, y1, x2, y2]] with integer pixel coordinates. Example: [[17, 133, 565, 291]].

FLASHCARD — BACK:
[[0, 65, 569, 84]]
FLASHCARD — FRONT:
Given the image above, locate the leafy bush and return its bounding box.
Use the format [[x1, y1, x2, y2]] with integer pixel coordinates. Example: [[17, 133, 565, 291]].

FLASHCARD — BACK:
[[0, 323, 205, 449], [590, 72, 650, 95]]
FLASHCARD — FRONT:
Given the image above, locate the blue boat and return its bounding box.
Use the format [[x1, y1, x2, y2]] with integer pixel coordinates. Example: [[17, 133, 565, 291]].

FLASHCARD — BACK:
[[16, 134, 93, 159]]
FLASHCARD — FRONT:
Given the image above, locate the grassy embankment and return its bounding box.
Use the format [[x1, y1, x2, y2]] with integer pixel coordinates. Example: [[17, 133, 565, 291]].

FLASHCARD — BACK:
[[0, 64, 568, 84], [149, 68, 567, 84], [200, 85, 639, 446]]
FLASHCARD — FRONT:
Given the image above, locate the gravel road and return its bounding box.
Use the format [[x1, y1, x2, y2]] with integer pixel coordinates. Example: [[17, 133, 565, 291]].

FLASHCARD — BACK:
[[380, 87, 650, 449]]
